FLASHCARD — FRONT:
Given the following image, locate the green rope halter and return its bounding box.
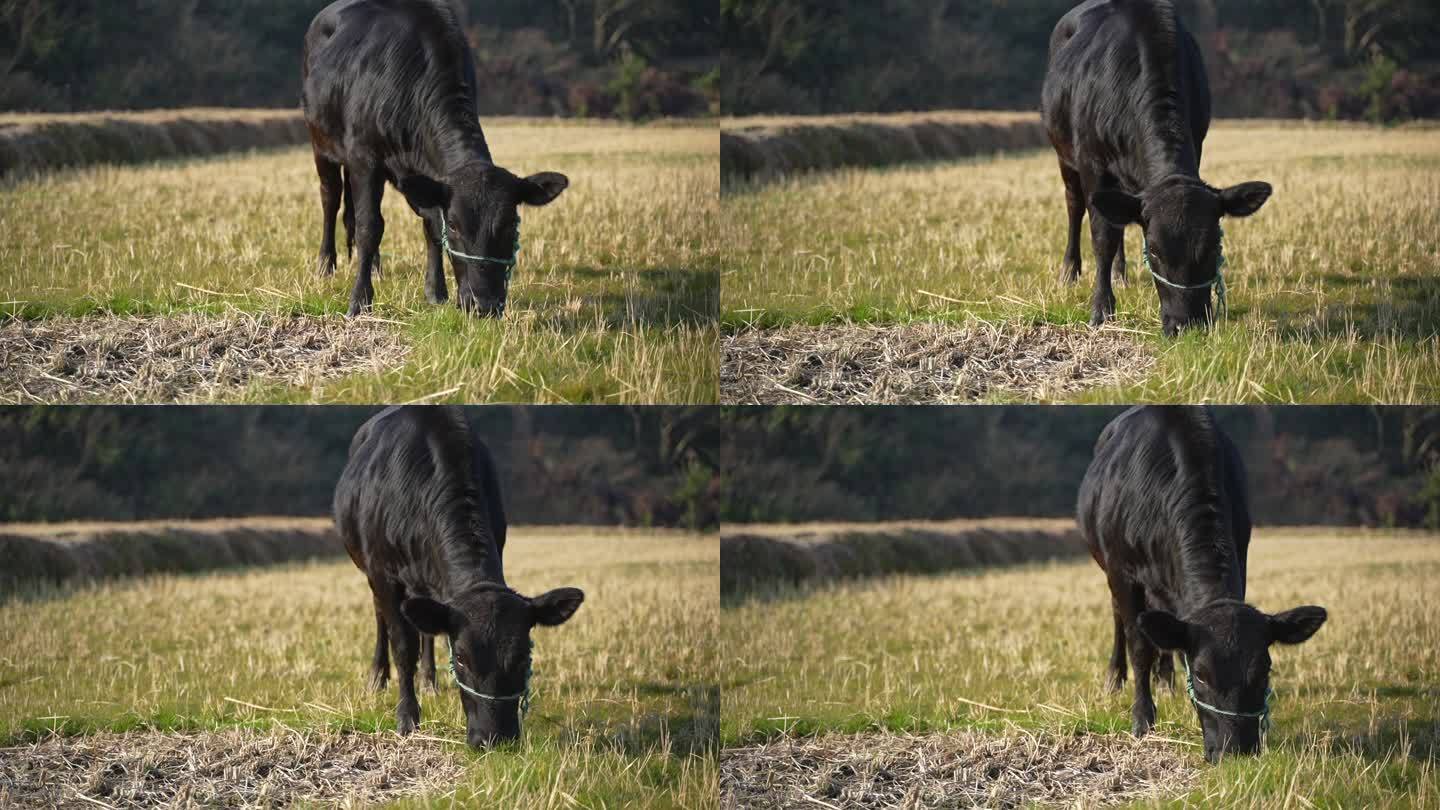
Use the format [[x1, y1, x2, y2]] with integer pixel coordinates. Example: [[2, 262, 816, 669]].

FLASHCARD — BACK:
[[1182, 655, 1272, 737], [437, 210, 521, 314], [448, 639, 534, 723], [1142, 225, 1228, 314]]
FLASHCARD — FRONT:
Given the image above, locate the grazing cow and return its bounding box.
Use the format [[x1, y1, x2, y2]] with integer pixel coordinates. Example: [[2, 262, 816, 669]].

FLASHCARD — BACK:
[[1077, 406, 1327, 763], [1041, 0, 1273, 335], [302, 0, 569, 317], [334, 405, 584, 748]]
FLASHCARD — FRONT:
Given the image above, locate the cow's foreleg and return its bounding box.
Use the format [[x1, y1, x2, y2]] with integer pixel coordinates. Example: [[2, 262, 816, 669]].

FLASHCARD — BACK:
[[347, 166, 386, 317], [314, 155, 343, 277], [1087, 205, 1121, 326], [421, 214, 448, 304], [1058, 163, 1085, 284], [388, 604, 422, 735], [1127, 586, 1158, 737]]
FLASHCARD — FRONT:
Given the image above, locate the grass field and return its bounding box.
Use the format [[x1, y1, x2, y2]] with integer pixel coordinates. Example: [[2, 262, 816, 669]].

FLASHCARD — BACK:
[[0, 527, 719, 808], [0, 119, 719, 403], [719, 527, 1439, 807], [720, 122, 1440, 403]]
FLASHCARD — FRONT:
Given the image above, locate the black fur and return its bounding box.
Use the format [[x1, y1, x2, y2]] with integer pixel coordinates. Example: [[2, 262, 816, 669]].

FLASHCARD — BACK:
[[334, 405, 584, 748], [1078, 406, 1326, 763], [1042, 0, 1272, 335], [302, 0, 569, 318]]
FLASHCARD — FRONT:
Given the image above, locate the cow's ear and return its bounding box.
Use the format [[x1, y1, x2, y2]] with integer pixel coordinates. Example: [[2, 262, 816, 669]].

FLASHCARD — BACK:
[[398, 175, 452, 211], [402, 596, 459, 635], [1137, 609, 1190, 651], [518, 172, 569, 206], [1090, 189, 1143, 226], [531, 587, 584, 626], [1219, 181, 1272, 217], [1269, 605, 1326, 645]]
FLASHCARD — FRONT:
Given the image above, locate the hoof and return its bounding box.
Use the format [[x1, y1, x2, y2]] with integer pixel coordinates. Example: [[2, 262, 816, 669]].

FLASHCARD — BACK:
[[317, 254, 337, 277], [1058, 263, 1081, 285], [397, 711, 419, 736], [1105, 672, 1126, 693], [366, 670, 389, 692]]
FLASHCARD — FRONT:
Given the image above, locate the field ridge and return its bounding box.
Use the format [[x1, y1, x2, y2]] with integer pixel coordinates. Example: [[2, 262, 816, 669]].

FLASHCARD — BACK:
[[721, 110, 1048, 185], [721, 517, 1086, 597]]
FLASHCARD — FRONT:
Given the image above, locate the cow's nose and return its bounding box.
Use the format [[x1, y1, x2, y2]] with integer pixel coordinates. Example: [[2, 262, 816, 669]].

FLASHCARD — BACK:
[[468, 730, 499, 750], [458, 293, 505, 319]]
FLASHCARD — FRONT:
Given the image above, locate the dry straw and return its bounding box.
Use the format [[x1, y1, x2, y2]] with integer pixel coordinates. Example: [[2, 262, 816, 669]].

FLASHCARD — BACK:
[[720, 518, 1087, 597], [0, 728, 464, 808], [0, 109, 310, 177], [0, 517, 342, 593], [720, 111, 1049, 186], [0, 311, 408, 403], [722, 322, 1154, 404], [720, 730, 1197, 809]]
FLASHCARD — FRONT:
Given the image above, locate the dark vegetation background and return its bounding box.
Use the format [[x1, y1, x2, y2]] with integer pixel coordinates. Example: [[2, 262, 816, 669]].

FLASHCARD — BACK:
[[721, 0, 1440, 121], [0, 0, 716, 118], [0, 406, 719, 529], [721, 407, 1440, 529]]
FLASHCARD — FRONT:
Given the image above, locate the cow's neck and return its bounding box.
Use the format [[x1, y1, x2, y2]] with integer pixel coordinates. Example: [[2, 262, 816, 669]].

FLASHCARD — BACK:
[[1174, 530, 1243, 613], [437, 536, 505, 597], [432, 112, 494, 177], [1138, 100, 1201, 188]]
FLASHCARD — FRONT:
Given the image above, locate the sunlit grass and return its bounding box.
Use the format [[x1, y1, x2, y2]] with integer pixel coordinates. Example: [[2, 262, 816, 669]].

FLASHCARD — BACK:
[[720, 528, 1440, 806], [0, 529, 720, 808], [1, 121, 720, 403], [721, 123, 1440, 402]]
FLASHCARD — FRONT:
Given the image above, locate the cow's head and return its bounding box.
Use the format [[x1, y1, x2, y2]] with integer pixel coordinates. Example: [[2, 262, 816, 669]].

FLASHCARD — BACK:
[[1092, 177, 1271, 336], [399, 164, 569, 317], [402, 584, 583, 748], [1138, 600, 1325, 763]]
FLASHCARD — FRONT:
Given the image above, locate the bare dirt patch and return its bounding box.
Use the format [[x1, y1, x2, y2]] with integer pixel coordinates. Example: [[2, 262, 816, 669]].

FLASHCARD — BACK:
[[0, 312, 408, 403], [721, 731, 1197, 809], [0, 729, 465, 808], [721, 322, 1153, 404]]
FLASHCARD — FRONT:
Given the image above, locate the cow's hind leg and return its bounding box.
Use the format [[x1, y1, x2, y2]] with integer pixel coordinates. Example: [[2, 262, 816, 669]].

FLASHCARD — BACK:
[[421, 214, 448, 304], [1107, 606, 1127, 692], [367, 590, 390, 691], [1086, 200, 1122, 326], [342, 166, 355, 261], [418, 634, 438, 693], [314, 154, 343, 276], [1058, 162, 1085, 284], [347, 166, 386, 317], [1155, 651, 1175, 690]]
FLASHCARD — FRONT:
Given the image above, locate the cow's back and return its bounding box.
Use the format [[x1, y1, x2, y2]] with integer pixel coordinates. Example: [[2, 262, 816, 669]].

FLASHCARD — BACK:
[[302, 0, 478, 163], [1079, 406, 1249, 601], [334, 406, 504, 582], [1042, 0, 1211, 177]]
